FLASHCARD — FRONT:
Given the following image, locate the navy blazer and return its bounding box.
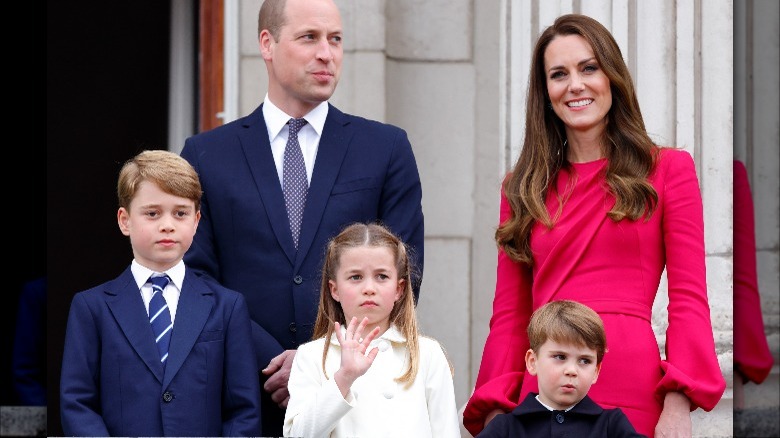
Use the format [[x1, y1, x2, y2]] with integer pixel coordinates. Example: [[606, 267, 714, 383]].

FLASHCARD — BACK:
[[477, 393, 647, 438], [60, 266, 261, 437], [180, 103, 425, 366]]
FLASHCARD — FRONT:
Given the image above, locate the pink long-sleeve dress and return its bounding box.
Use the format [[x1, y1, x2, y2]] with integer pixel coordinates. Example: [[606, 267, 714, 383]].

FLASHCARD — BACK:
[[463, 148, 726, 437], [733, 159, 773, 384]]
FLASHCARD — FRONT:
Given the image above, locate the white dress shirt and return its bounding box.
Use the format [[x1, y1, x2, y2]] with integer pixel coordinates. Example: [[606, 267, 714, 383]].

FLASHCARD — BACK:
[[131, 259, 185, 324], [262, 94, 329, 186]]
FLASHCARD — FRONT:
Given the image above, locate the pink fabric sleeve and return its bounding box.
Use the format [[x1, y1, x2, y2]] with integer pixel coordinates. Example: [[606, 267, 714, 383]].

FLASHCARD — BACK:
[[733, 160, 773, 384], [654, 149, 726, 410], [462, 184, 534, 436]]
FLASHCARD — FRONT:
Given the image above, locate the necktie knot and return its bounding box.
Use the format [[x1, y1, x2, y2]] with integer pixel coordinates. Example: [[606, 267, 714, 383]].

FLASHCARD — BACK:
[[149, 275, 170, 292], [288, 118, 308, 136]]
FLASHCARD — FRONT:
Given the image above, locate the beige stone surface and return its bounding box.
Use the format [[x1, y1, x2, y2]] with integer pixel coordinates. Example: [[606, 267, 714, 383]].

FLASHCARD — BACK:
[[0, 407, 46, 437]]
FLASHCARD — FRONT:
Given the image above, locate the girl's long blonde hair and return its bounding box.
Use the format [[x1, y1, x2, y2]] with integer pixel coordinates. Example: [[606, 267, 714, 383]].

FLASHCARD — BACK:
[[313, 222, 420, 387]]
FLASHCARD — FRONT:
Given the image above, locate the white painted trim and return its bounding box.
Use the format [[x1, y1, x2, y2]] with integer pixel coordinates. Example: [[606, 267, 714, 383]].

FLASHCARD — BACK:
[[168, 0, 196, 154], [222, 0, 240, 124]]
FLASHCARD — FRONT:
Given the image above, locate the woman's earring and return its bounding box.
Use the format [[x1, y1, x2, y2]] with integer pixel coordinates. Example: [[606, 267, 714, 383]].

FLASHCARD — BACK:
[[558, 139, 567, 157]]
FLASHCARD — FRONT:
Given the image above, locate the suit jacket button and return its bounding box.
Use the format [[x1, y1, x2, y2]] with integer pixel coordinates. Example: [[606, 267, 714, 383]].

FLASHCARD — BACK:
[[162, 391, 174, 403], [293, 275, 303, 285], [289, 322, 297, 333], [555, 412, 564, 424]]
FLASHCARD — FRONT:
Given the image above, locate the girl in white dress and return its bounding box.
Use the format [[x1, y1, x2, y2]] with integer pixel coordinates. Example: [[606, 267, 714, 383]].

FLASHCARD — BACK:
[[283, 222, 460, 438]]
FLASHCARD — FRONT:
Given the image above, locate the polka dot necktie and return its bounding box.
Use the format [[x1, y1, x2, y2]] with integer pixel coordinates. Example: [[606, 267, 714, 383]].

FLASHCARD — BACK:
[[283, 118, 308, 249], [148, 275, 173, 367]]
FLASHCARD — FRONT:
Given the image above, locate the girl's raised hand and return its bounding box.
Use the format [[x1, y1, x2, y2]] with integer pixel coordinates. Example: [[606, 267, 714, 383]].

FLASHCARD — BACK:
[[333, 316, 381, 397]]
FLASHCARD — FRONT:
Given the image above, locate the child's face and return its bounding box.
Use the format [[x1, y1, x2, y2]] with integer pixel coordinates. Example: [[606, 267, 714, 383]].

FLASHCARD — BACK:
[[525, 338, 601, 410], [329, 246, 403, 335], [117, 180, 200, 273]]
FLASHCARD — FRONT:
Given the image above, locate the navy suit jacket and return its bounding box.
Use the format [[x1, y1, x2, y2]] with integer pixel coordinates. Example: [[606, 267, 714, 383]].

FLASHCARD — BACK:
[[476, 393, 646, 438], [60, 266, 261, 437], [180, 103, 425, 366]]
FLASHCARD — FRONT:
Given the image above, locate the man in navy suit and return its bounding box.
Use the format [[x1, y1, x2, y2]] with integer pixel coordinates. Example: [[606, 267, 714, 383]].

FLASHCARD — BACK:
[[180, 0, 424, 435], [60, 150, 261, 436]]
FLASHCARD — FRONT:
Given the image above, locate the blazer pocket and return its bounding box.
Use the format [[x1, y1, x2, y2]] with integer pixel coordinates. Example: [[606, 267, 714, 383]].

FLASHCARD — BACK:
[[196, 330, 223, 343], [331, 177, 380, 195]]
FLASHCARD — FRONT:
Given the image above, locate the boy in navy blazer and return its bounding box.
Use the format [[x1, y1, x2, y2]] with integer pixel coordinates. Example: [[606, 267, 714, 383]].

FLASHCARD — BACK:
[[476, 300, 645, 438], [60, 150, 261, 436]]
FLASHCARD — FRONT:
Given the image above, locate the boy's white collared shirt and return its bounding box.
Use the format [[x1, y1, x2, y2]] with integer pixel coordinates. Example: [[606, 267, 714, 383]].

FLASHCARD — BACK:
[[131, 259, 185, 323]]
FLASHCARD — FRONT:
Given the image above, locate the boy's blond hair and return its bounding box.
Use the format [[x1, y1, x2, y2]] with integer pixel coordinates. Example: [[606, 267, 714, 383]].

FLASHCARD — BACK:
[[528, 300, 607, 364], [117, 150, 202, 210]]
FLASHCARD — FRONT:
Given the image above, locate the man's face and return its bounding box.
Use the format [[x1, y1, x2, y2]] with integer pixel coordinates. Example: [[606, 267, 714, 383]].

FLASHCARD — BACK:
[[260, 0, 343, 116]]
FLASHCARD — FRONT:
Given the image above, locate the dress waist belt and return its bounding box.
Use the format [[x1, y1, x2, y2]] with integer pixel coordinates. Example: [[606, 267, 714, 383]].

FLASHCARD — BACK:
[[574, 299, 652, 322]]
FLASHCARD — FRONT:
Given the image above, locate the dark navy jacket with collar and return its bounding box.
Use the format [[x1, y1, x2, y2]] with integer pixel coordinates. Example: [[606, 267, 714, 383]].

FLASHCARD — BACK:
[[476, 392, 647, 438]]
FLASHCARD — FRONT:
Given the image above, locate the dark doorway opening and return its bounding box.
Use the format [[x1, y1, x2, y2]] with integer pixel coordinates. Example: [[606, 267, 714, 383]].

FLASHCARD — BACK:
[[46, 2, 172, 434]]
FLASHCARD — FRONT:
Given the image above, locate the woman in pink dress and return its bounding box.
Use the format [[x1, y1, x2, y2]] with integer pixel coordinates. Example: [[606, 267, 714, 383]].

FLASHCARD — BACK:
[[463, 14, 725, 438]]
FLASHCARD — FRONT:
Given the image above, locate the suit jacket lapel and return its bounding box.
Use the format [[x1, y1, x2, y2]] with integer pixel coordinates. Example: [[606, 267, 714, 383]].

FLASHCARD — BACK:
[[296, 105, 352, 264], [239, 104, 298, 264], [107, 268, 165, 383], [163, 271, 214, 388]]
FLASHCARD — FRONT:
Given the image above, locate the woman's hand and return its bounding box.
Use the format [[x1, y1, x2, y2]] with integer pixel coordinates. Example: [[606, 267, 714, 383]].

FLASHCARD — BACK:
[[333, 316, 381, 398], [655, 391, 692, 438]]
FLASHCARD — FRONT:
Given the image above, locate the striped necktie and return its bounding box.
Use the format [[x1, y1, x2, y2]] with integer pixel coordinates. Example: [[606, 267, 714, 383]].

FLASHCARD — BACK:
[[148, 275, 173, 366]]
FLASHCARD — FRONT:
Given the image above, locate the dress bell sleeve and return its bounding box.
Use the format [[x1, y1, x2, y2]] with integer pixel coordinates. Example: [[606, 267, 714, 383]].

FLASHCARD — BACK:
[[732, 160, 773, 384], [654, 149, 726, 410], [462, 185, 534, 436]]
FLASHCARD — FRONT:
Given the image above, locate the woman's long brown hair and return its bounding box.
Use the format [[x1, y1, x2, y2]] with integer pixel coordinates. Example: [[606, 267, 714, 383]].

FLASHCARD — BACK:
[[497, 14, 659, 265]]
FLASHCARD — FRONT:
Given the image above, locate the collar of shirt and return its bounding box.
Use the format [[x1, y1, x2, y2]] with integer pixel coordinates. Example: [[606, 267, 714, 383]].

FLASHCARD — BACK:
[[262, 95, 328, 185], [535, 394, 578, 412], [131, 259, 185, 291], [131, 259, 185, 323]]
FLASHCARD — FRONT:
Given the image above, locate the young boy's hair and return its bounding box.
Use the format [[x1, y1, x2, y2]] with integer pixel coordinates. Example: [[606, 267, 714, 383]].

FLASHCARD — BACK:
[[528, 300, 607, 364], [117, 150, 202, 210], [313, 222, 421, 387]]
